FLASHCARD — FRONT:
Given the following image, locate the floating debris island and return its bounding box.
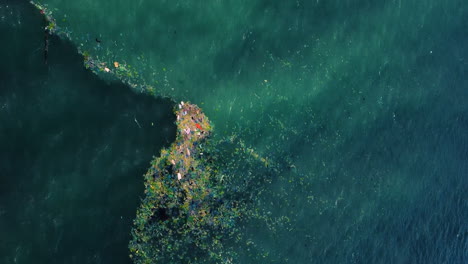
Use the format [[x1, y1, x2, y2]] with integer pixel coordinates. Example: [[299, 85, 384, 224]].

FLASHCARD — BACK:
[[129, 102, 242, 263], [30, 3, 285, 261]]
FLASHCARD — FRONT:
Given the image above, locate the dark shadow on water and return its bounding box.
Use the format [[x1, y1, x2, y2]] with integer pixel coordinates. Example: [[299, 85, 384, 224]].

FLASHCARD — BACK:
[[0, 2, 175, 264]]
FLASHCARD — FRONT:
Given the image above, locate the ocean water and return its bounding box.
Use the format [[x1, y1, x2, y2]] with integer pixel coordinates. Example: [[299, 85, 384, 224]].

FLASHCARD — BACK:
[[0, 2, 175, 263], [1, 0, 467, 263]]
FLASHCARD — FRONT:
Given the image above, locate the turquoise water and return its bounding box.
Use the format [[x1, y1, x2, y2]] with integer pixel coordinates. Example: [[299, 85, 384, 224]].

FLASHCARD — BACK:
[[1, 0, 467, 263]]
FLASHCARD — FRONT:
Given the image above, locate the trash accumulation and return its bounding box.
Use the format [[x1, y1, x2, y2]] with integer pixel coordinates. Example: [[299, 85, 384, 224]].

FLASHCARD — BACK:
[[31, 1, 158, 96]]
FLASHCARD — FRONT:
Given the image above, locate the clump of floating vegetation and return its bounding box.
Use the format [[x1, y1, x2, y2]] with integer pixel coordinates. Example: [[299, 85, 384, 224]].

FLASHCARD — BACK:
[[129, 102, 288, 263], [129, 102, 236, 263]]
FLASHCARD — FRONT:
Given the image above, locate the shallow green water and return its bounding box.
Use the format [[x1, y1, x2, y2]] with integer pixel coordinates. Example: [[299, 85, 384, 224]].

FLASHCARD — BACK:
[[1, 0, 467, 263]]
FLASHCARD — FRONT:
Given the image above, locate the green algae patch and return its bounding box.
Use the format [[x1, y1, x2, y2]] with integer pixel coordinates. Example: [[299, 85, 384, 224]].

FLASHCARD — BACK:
[[129, 102, 241, 263]]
